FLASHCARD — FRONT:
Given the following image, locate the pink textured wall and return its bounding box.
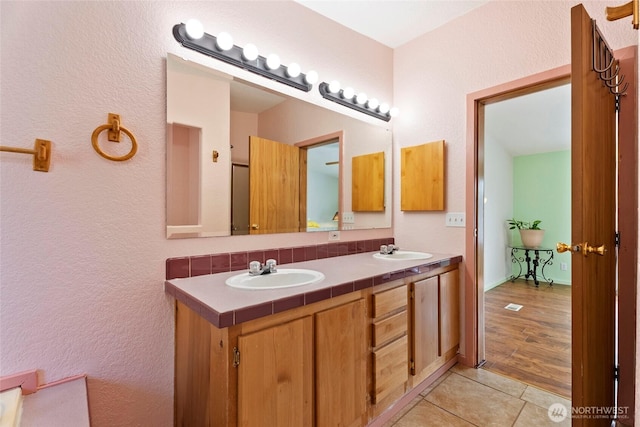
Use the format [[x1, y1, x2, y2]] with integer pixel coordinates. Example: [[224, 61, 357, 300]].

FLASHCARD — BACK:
[[0, 2, 392, 426], [392, 0, 636, 255], [1, 0, 638, 425]]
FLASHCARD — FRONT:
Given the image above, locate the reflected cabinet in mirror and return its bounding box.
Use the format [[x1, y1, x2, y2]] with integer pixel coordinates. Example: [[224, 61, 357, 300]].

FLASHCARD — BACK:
[[166, 54, 392, 238]]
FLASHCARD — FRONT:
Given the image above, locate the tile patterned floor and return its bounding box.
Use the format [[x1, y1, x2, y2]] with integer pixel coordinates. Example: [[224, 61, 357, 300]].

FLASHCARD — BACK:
[[382, 364, 571, 427]]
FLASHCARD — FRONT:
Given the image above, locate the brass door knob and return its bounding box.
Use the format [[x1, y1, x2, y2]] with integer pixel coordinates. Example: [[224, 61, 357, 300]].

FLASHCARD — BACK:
[[251, 224, 259, 230], [557, 242, 606, 256], [556, 242, 580, 253], [584, 243, 606, 256]]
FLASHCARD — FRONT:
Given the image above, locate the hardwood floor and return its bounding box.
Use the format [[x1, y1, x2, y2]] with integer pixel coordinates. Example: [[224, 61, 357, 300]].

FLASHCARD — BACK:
[[482, 279, 571, 398]]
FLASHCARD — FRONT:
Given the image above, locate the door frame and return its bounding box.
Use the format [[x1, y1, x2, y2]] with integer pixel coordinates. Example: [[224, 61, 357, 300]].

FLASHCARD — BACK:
[[462, 48, 637, 416], [462, 63, 571, 367], [296, 131, 344, 231], [615, 45, 638, 423]]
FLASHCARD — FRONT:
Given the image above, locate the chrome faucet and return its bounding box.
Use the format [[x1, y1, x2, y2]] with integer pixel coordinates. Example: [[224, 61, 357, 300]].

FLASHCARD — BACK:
[[380, 244, 399, 255], [249, 259, 278, 276]]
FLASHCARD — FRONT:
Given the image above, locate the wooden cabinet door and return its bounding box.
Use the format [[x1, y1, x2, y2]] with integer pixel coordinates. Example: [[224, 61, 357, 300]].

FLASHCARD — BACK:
[[400, 140, 445, 211], [315, 299, 367, 427], [439, 269, 460, 355], [411, 277, 439, 375], [237, 316, 313, 427]]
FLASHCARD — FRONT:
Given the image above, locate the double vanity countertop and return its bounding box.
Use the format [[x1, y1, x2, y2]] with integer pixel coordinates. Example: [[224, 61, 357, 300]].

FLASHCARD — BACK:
[[165, 251, 462, 329]]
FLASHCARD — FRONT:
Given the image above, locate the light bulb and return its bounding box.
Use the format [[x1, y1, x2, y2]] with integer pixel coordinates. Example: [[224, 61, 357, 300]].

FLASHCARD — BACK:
[[328, 80, 341, 94], [304, 70, 318, 85], [286, 63, 301, 78], [185, 19, 204, 40], [266, 54, 281, 70], [356, 92, 368, 105], [216, 32, 234, 51], [367, 98, 379, 110], [342, 87, 354, 100], [390, 107, 400, 117], [379, 103, 390, 114], [242, 43, 258, 61]]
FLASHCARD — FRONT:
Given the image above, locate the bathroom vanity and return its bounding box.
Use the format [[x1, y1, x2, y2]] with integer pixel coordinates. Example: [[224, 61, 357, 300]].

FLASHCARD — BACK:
[[165, 251, 461, 427]]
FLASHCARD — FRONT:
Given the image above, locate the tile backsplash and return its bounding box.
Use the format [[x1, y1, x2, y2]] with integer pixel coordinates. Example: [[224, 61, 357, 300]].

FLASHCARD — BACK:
[[166, 238, 395, 280]]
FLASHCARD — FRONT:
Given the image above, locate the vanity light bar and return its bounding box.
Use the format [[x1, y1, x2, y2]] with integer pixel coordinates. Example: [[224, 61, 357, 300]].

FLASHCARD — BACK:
[[173, 22, 314, 92], [318, 82, 398, 122]]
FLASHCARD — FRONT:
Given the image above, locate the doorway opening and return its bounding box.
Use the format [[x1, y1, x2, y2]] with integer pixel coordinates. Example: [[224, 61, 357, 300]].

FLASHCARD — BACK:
[[479, 79, 572, 398], [297, 131, 344, 231], [464, 43, 637, 422], [304, 140, 340, 231], [461, 64, 573, 388]]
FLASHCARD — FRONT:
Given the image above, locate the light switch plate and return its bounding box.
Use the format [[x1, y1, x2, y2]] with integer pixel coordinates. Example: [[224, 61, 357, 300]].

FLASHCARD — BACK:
[[445, 212, 466, 227]]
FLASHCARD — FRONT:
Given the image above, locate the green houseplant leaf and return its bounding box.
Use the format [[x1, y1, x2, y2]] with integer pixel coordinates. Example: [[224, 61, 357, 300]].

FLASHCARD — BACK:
[[508, 218, 542, 230]]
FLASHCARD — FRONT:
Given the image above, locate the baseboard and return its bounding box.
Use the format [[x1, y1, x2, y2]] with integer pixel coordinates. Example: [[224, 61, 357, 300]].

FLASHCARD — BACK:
[[484, 278, 509, 292], [484, 277, 572, 291]]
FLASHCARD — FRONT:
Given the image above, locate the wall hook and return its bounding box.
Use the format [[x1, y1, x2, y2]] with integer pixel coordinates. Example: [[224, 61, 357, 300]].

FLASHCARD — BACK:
[[599, 63, 621, 81], [604, 74, 626, 88], [605, 0, 639, 29], [91, 113, 138, 161], [609, 81, 629, 96]]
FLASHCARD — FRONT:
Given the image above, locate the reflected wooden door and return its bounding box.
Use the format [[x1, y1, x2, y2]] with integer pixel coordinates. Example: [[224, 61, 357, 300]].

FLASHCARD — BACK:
[[570, 5, 616, 424], [249, 136, 301, 234]]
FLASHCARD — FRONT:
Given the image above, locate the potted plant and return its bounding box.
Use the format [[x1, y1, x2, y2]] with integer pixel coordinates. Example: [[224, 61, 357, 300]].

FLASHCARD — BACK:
[[508, 218, 544, 248]]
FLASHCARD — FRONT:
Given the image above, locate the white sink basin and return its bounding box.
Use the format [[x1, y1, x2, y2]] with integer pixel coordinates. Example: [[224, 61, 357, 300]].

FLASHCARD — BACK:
[[225, 269, 325, 290], [373, 251, 433, 261]]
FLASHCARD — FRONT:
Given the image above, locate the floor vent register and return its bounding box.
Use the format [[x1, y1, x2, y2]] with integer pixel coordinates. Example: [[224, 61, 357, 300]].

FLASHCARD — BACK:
[[504, 303, 523, 312]]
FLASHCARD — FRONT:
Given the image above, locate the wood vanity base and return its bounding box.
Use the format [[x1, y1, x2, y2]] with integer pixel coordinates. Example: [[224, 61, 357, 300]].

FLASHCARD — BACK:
[[174, 264, 460, 427]]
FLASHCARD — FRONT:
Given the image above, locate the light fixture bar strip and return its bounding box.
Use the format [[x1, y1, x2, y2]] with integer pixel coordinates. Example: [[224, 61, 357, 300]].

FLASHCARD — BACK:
[[173, 24, 312, 92], [318, 83, 391, 122]]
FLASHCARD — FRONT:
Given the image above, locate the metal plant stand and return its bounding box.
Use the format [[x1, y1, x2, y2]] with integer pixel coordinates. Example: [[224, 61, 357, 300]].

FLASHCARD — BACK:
[[509, 246, 554, 287]]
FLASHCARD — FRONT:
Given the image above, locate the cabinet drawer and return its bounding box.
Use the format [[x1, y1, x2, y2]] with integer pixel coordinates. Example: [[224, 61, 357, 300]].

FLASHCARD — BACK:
[[372, 335, 408, 403], [372, 310, 407, 347], [372, 285, 407, 318]]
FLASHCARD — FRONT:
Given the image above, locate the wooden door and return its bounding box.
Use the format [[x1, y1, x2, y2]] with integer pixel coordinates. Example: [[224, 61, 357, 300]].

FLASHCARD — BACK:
[[352, 151, 385, 211], [411, 276, 439, 375], [237, 316, 313, 427], [315, 299, 367, 427], [570, 5, 617, 423], [249, 136, 301, 234]]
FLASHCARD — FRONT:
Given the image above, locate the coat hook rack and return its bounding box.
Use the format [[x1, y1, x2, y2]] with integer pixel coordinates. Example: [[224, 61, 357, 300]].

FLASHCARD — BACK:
[[606, 0, 639, 29], [91, 113, 138, 161], [592, 20, 629, 99], [0, 139, 52, 172]]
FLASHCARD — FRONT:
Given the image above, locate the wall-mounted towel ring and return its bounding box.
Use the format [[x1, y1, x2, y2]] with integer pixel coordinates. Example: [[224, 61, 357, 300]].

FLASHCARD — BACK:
[[91, 113, 137, 161]]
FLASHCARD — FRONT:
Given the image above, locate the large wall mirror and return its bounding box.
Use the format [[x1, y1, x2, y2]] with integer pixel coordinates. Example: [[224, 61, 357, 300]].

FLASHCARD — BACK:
[[166, 54, 392, 239]]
